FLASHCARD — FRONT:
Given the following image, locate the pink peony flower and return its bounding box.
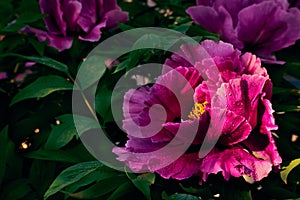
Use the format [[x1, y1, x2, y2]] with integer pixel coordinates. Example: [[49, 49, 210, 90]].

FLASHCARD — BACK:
[[186, 0, 300, 60], [23, 0, 128, 51], [113, 40, 281, 182]]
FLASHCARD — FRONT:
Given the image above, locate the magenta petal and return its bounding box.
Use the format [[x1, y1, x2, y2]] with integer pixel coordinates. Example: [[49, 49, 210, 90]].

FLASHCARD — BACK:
[[251, 97, 281, 167], [123, 67, 202, 139], [105, 9, 129, 28], [125, 137, 165, 153], [215, 75, 269, 128], [241, 53, 268, 77], [201, 147, 272, 181], [201, 40, 242, 61], [79, 21, 106, 41], [237, 1, 300, 57], [62, 0, 82, 31], [76, 0, 98, 33], [194, 82, 209, 103], [22, 27, 73, 51], [156, 153, 202, 180], [101, 0, 118, 14], [217, 6, 243, 49], [219, 110, 252, 145], [155, 67, 203, 117], [186, 6, 222, 33], [40, 0, 66, 35], [157, 113, 209, 145], [122, 86, 160, 137], [163, 44, 209, 73], [188, 0, 300, 59]]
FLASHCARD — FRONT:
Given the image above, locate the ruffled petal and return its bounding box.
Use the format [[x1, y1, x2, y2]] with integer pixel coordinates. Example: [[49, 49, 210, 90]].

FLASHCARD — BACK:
[[156, 153, 202, 180], [105, 9, 129, 28], [218, 110, 252, 145], [237, 1, 300, 57], [21, 27, 73, 51], [78, 21, 106, 41], [241, 53, 268, 77], [40, 0, 66, 35], [214, 75, 269, 128], [201, 147, 273, 181], [62, 0, 82, 31], [186, 5, 222, 33]]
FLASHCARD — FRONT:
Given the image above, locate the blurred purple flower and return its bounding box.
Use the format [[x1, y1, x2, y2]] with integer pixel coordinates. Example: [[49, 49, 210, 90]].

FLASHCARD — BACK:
[[186, 0, 300, 60], [14, 69, 33, 84], [24, 0, 128, 51], [113, 40, 281, 182], [0, 72, 8, 80]]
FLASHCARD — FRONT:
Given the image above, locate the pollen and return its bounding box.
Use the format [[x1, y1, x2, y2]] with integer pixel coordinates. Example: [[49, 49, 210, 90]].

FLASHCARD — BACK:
[[188, 101, 207, 120]]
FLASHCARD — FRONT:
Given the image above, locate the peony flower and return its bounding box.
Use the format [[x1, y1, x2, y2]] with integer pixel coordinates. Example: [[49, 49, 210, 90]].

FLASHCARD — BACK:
[[23, 0, 128, 51], [113, 40, 281, 182], [186, 0, 300, 60]]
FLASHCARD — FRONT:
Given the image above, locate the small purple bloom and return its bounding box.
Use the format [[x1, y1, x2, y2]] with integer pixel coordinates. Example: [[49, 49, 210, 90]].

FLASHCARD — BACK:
[[186, 0, 300, 60], [24, 0, 128, 51], [0, 72, 8, 80], [113, 40, 281, 182], [14, 69, 33, 84]]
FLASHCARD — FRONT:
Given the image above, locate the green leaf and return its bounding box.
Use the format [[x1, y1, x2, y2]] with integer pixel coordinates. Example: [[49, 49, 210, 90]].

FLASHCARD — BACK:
[[11, 75, 73, 105], [0, 179, 32, 200], [170, 21, 193, 34], [261, 182, 299, 199], [24, 148, 81, 163], [67, 175, 128, 199], [45, 114, 100, 149], [0, 87, 6, 93], [44, 161, 104, 199], [180, 184, 212, 198], [77, 55, 107, 90], [224, 190, 252, 200], [29, 160, 56, 196], [0, 126, 14, 185], [280, 158, 300, 184], [107, 182, 135, 200], [215, 179, 252, 200], [18, 13, 45, 24], [166, 193, 200, 200], [28, 38, 45, 56], [73, 115, 100, 137], [130, 173, 155, 200], [45, 115, 77, 149], [65, 166, 118, 193], [0, 0, 13, 29], [17, 0, 41, 16], [0, 53, 68, 73]]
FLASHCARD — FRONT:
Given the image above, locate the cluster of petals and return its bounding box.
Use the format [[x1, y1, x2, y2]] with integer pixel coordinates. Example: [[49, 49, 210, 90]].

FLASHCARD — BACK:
[[23, 0, 128, 51], [113, 40, 282, 182], [186, 0, 300, 60]]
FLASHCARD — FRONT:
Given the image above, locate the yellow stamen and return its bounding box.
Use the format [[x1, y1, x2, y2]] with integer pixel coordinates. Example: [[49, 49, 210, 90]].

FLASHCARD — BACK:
[[188, 101, 207, 120]]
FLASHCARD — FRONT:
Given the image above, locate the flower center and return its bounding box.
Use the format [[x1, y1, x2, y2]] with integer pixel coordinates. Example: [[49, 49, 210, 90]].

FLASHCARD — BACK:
[[188, 101, 207, 120]]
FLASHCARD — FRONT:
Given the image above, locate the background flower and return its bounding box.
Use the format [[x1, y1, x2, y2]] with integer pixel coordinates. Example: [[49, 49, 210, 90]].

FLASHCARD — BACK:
[[24, 0, 128, 51], [113, 40, 282, 182], [186, 0, 300, 60]]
